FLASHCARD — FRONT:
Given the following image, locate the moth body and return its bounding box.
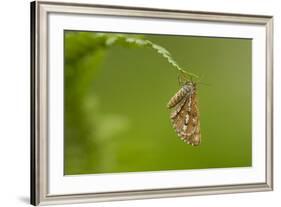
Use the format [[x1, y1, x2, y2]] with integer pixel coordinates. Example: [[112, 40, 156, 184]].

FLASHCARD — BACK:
[[167, 82, 201, 146]]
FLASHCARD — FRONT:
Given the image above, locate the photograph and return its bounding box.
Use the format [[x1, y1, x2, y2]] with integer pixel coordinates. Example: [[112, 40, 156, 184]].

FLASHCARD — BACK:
[[64, 31, 252, 175], [1, 0, 279, 207], [30, 2, 273, 205]]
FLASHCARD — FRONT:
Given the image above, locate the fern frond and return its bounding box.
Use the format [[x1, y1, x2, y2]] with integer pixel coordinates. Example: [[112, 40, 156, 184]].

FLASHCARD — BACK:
[[92, 33, 199, 80]]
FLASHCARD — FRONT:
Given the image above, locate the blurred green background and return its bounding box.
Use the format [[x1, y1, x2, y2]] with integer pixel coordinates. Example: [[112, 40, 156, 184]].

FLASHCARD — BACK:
[[64, 31, 252, 175]]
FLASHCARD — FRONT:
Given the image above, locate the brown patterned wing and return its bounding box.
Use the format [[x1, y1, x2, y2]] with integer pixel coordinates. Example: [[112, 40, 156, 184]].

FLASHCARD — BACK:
[[167, 85, 191, 109], [169, 85, 201, 146]]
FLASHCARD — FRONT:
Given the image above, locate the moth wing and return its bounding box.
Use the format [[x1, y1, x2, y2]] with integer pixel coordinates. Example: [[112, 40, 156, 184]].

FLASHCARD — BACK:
[[188, 94, 201, 146], [167, 87, 188, 109], [170, 93, 190, 138], [170, 92, 201, 146]]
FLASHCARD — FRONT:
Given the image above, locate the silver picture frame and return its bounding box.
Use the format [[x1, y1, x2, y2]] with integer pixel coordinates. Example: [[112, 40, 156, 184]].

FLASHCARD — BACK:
[[31, 0, 273, 205]]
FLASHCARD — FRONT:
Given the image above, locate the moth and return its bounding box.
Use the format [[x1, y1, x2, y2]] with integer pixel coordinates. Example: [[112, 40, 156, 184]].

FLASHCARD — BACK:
[[167, 81, 201, 146]]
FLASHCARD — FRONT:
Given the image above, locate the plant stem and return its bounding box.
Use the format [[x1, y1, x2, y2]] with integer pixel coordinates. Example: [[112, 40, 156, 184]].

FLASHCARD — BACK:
[[95, 33, 200, 81]]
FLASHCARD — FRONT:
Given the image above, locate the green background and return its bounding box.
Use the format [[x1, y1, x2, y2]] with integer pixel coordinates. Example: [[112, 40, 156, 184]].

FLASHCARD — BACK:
[[64, 31, 252, 175]]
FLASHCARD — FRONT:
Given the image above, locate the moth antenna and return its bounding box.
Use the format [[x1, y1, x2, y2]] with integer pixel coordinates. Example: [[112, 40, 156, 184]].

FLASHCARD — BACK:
[[177, 74, 182, 86], [178, 73, 189, 86], [194, 74, 211, 87]]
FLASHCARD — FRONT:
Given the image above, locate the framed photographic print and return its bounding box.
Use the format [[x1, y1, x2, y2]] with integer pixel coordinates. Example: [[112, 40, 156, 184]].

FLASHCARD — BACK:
[[30, 0, 273, 205]]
